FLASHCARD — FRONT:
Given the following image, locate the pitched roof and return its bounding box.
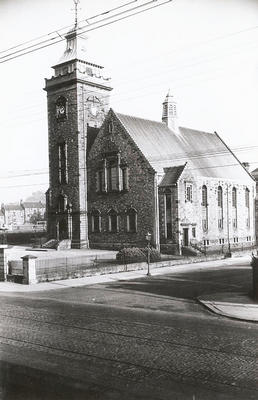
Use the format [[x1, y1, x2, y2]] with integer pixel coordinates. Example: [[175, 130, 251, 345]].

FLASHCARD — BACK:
[[22, 202, 45, 209], [4, 204, 23, 211], [159, 165, 186, 187], [116, 112, 253, 182]]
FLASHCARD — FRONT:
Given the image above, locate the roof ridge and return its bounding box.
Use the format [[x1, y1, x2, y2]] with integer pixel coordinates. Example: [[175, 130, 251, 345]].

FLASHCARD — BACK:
[[115, 111, 166, 126], [179, 126, 214, 135]]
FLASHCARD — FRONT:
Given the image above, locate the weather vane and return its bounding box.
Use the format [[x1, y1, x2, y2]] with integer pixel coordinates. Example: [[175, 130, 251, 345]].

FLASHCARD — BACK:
[[73, 0, 80, 28]]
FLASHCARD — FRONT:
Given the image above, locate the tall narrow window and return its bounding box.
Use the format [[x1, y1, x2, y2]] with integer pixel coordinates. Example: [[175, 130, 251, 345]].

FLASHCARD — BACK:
[[96, 154, 129, 194], [121, 167, 129, 191], [108, 121, 114, 134], [127, 208, 137, 233], [245, 188, 250, 228], [202, 185, 208, 206], [107, 163, 118, 191], [91, 210, 101, 233], [58, 142, 67, 184], [201, 185, 208, 231], [165, 190, 172, 239], [108, 209, 118, 233], [58, 195, 66, 212], [217, 186, 223, 229], [232, 187, 237, 228], [185, 183, 193, 202]]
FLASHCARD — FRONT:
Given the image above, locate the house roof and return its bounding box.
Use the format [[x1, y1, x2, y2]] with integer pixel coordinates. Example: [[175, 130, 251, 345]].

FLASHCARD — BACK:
[[115, 112, 253, 182], [159, 165, 186, 187], [22, 202, 45, 209], [4, 204, 23, 211]]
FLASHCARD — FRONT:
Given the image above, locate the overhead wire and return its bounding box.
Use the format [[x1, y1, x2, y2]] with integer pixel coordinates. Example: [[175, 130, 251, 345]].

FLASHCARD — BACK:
[[0, 0, 139, 56], [0, 0, 171, 64]]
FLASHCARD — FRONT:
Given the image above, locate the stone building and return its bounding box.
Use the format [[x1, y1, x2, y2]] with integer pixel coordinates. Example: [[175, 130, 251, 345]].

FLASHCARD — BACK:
[[45, 24, 256, 252], [87, 108, 255, 253], [44, 25, 112, 248], [251, 168, 258, 245]]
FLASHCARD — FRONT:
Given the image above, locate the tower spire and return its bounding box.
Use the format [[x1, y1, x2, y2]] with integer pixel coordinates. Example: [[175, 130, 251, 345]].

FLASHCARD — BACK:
[[73, 0, 80, 29]]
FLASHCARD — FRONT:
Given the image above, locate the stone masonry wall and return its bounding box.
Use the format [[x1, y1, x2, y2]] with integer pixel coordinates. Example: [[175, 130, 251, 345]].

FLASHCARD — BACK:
[[45, 76, 111, 248], [88, 111, 156, 249], [177, 171, 256, 251]]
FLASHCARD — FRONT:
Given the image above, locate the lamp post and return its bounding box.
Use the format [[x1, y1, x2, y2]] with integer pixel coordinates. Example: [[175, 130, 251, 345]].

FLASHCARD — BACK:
[[145, 232, 151, 276]]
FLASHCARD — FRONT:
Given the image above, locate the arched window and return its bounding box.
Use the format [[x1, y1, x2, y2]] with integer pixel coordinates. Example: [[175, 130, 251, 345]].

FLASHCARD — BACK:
[[232, 187, 237, 228], [217, 186, 223, 229], [217, 186, 223, 207], [91, 210, 101, 233], [245, 188, 250, 228], [245, 188, 250, 208], [55, 96, 67, 119], [232, 187, 237, 208], [201, 185, 208, 231], [108, 209, 118, 233], [126, 208, 137, 233], [57, 194, 66, 212], [202, 185, 208, 207]]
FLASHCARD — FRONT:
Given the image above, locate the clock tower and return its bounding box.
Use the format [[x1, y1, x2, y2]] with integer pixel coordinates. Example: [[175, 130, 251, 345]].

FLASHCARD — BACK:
[[44, 25, 112, 248]]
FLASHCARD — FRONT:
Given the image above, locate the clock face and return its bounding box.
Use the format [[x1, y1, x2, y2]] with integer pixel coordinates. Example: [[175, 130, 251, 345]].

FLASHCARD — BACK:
[[56, 104, 66, 119], [58, 105, 65, 115], [90, 104, 98, 116]]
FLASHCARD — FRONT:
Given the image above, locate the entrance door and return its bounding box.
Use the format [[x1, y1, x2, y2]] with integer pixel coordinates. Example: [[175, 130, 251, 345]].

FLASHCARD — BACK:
[[183, 228, 189, 246], [59, 217, 68, 240]]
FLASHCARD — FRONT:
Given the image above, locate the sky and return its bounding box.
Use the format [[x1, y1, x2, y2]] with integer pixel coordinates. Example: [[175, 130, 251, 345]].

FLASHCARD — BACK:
[[1, 0, 258, 203]]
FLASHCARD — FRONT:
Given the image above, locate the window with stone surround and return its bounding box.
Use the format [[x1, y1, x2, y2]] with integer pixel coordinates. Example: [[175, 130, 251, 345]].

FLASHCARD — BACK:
[[108, 209, 119, 233], [58, 142, 68, 184], [96, 154, 129, 193], [126, 207, 137, 233], [232, 187, 237, 228], [201, 185, 208, 231], [108, 121, 114, 134], [185, 182, 193, 202], [55, 96, 67, 119], [91, 210, 101, 233], [164, 189, 172, 239], [217, 186, 223, 229], [245, 188, 250, 228]]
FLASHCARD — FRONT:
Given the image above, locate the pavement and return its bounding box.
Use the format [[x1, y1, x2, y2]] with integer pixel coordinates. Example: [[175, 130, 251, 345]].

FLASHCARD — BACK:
[[0, 253, 257, 323]]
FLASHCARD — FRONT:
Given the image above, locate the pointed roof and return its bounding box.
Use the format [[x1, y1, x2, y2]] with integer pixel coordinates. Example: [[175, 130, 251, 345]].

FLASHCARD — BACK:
[[115, 111, 254, 182], [163, 89, 174, 102], [54, 28, 89, 67], [159, 165, 186, 186]]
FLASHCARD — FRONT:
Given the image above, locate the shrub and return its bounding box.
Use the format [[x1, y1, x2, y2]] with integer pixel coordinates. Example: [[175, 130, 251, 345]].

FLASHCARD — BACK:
[[116, 247, 146, 263], [140, 247, 161, 262]]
